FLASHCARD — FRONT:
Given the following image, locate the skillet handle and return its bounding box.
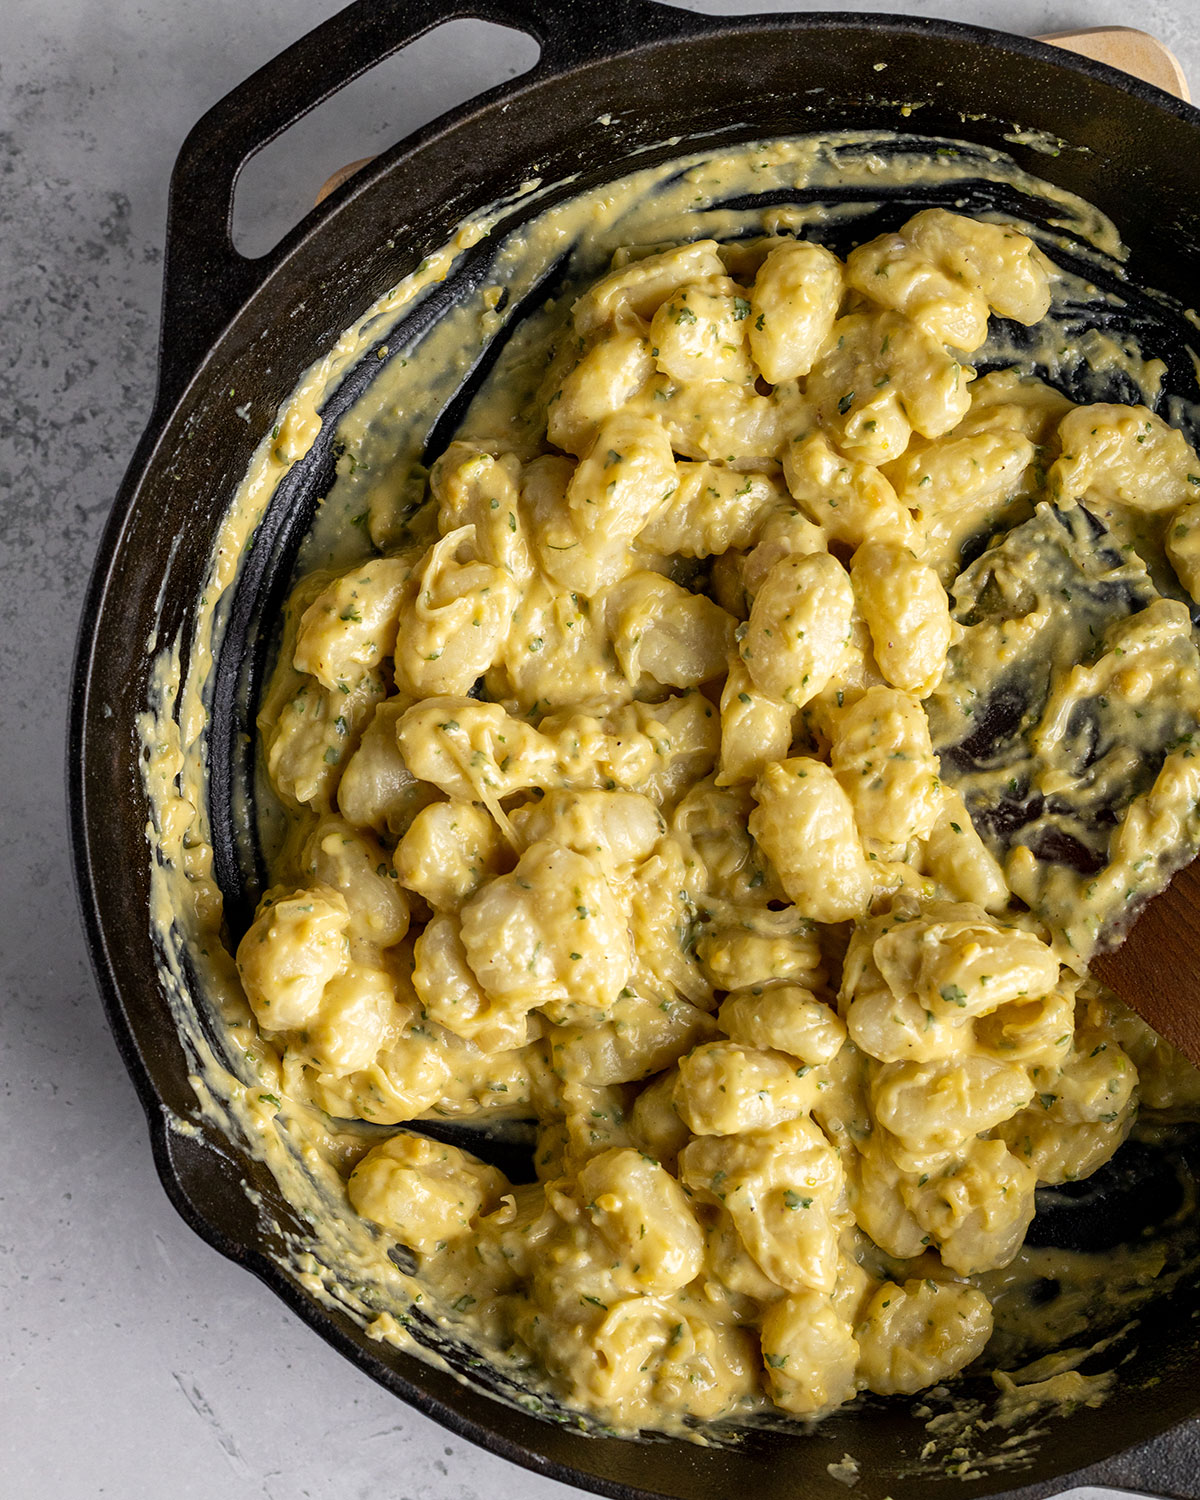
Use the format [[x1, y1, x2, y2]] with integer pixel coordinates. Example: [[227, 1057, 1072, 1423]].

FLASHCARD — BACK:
[[158, 0, 703, 412]]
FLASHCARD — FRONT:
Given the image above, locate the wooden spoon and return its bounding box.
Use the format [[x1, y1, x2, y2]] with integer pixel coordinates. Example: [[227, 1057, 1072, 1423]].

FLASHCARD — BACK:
[[1090, 862, 1200, 1065], [1040, 26, 1190, 101]]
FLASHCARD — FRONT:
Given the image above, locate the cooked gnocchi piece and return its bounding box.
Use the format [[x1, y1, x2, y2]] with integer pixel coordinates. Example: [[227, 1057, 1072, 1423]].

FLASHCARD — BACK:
[[572, 239, 727, 335], [871, 1053, 1036, 1165], [695, 909, 824, 992], [393, 800, 506, 912], [829, 686, 942, 853], [673, 1040, 820, 1136], [680, 1116, 847, 1294], [412, 910, 529, 1051], [1049, 404, 1199, 512], [293, 556, 416, 692], [718, 983, 847, 1065], [749, 758, 874, 922], [604, 570, 736, 689], [348, 1131, 507, 1256], [638, 463, 785, 556], [546, 330, 656, 456], [390, 526, 519, 698], [336, 697, 435, 837], [850, 539, 953, 697], [577, 1148, 705, 1293], [918, 787, 1008, 912], [845, 208, 1051, 352], [717, 656, 796, 786], [650, 281, 754, 385], [567, 412, 679, 573], [460, 840, 632, 1022], [759, 1288, 859, 1414], [784, 431, 924, 552], [236, 886, 351, 1032], [899, 1137, 1037, 1275], [885, 426, 1035, 578], [741, 551, 855, 706], [748, 240, 843, 383], [854, 1278, 993, 1395], [300, 816, 411, 947], [806, 310, 973, 464]]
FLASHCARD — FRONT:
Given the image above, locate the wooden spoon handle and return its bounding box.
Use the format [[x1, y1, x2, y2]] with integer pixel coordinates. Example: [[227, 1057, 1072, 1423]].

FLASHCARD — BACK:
[[1038, 26, 1190, 101], [1090, 860, 1200, 1067], [314, 156, 377, 206]]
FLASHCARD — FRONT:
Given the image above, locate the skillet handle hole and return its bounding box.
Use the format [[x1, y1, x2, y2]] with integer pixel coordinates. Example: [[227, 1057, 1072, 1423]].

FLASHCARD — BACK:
[[231, 19, 541, 259]]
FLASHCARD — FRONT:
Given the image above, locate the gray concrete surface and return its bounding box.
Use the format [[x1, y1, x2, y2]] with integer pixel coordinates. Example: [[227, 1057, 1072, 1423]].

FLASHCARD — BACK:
[[3, 1, 1200, 1496]]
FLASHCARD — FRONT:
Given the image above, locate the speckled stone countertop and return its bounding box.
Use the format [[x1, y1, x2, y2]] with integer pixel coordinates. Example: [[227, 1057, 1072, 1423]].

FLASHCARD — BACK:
[[4, 1, 1200, 1496]]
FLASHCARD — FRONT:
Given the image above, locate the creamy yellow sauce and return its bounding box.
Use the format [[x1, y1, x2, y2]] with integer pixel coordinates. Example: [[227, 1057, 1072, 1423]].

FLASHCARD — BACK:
[[139, 132, 1200, 1465]]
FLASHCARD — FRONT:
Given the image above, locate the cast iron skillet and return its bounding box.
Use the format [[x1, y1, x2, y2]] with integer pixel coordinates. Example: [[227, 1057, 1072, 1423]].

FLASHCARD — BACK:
[[70, 2, 1200, 1496]]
